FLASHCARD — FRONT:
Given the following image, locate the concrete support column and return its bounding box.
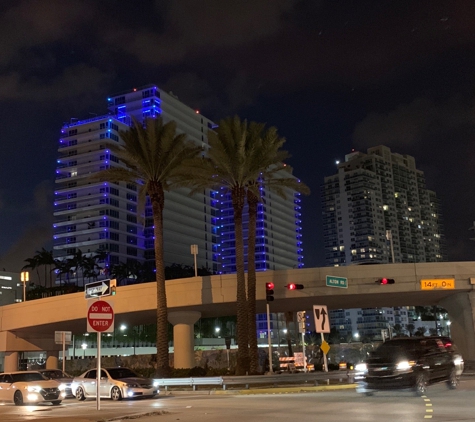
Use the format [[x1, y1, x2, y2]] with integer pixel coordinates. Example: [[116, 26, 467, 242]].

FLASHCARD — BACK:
[[440, 291, 475, 361], [4, 352, 19, 372], [168, 311, 201, 369], [46, 351, 59, 369]]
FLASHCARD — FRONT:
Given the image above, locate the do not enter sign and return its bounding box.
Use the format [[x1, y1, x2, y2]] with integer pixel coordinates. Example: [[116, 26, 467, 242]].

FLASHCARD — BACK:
[[87, 300, 114, 333]]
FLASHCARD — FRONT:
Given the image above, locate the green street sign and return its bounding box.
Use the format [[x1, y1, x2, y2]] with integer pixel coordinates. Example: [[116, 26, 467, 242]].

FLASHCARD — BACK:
[[326, 275, 348, 289]]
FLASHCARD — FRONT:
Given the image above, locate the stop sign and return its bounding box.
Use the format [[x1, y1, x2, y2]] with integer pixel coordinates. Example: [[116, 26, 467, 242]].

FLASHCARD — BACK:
[[87, 300, 114, 333]]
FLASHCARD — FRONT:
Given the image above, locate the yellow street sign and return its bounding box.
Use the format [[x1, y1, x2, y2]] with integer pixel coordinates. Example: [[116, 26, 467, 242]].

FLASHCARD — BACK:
[[320, 340, 330, 355], [420, 279, 455, 290]]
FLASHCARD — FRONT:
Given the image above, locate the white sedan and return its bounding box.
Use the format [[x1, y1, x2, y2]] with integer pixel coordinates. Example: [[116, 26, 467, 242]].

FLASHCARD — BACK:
[[71, 367, 159, 401], [0, 371, 65, 406]]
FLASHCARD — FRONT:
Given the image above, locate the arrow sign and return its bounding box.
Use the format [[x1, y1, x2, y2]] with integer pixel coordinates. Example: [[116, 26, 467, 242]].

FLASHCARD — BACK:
[[313, 305, 330, 333], [85, 279, 112, 299]]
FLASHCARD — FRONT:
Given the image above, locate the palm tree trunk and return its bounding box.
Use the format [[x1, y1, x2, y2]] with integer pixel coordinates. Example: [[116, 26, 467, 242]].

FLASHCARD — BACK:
[[150, 182, 170, 377], [233, 186, 249, 375], [247, 192, 258, 374]]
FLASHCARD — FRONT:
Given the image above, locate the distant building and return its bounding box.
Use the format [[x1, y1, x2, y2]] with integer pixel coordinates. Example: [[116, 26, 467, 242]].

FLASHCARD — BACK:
[[0, 272, 22, 305], [322, 146, 446, 339], [322, 145, 446, 266]]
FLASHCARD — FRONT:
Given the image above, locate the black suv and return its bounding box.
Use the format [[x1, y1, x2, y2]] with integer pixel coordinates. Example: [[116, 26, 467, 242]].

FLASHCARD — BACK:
[[354, 336, 464, 396]]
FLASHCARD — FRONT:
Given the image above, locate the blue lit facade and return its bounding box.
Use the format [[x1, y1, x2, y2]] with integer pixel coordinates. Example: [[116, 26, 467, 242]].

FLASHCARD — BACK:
[[53, 85, 304, 283], [219, 186, 304, 274]]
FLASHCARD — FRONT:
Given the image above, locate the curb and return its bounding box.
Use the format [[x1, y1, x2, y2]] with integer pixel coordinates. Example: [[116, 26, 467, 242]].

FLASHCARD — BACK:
[[213, 384, 357, 395]]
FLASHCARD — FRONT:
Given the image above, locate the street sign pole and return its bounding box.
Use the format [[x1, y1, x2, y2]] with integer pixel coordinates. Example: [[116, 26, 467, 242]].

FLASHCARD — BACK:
[[266, 302, 273, 374], [62, 332, 66, 373], [313, 305, 330, 373], [321, 332, 328, 372], [297, 311, 307, 372], [86, 299, 114, 411], [97, 330, 101, 411]]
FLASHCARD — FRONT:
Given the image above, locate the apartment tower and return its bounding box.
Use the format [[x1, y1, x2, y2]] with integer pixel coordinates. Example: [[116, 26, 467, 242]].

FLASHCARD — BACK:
[[322, 145, 445, 266], [53, 85, 304, 283]]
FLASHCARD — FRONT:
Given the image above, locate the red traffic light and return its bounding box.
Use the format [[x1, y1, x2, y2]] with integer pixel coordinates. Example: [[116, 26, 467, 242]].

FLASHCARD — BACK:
[[286, 283, 304, 290], [266, 282, 275, 302], [376, 278, 395, 285]]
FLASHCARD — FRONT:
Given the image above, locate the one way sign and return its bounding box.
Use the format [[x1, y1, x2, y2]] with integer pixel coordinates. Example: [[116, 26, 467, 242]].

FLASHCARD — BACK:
[[313, 305, 331, 333], [85, 279, 115, 299]]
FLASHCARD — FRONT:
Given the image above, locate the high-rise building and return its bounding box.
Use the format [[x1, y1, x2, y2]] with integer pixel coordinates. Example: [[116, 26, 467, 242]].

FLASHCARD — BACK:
[[322, 145, 446, 266], [53, 84, 304, 284], [322, 145, 445, 340]]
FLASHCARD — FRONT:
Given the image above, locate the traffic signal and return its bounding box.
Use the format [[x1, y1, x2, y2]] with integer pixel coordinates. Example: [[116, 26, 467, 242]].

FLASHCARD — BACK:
[[286, 283, 304, 290], [266, 282, 274, 302], [376, 278, 395, 285], [110, 279, 117, 295]]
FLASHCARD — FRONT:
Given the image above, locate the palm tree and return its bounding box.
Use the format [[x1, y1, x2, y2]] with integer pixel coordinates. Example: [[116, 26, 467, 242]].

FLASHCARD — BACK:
[[67, 249, 87, 286], [178, 116, 309, 374], [35, 248, 55, 287], [244, 124, 310, 373], [91, 116, 202, 377], [53, 259, 72, 286], [22, 257, 40, 285]]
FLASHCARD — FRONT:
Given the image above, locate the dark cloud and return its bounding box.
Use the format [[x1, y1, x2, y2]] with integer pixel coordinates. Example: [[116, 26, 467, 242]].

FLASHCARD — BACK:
[[0, 180, 53, 272], [1, 0, 475, 266], [352, 95, 475, 261], [353, 97, 475, 149]]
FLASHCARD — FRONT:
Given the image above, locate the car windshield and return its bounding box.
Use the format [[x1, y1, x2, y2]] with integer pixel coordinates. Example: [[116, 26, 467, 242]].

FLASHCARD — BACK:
[[107, 368, 140, 379], [373, 339, 424, 358], [11, 372, 47, 382]]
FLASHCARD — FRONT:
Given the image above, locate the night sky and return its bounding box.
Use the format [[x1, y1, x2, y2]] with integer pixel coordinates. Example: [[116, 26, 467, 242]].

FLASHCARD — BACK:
[[1, 0, 475, 272]]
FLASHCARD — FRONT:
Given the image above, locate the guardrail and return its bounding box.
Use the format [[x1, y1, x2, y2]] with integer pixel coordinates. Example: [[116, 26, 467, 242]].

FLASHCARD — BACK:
[[154, 371, 354, 391], [154, 376, 223, 391]]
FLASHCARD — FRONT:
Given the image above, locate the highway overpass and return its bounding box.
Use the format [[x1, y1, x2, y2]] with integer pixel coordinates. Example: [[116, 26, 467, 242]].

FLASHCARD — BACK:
[[0, 262, 474, 370]]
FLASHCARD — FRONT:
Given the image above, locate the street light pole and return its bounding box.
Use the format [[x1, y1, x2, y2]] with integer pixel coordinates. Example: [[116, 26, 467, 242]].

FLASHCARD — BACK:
[[191, 245, 198, 277], [20, 271, 29, 302]]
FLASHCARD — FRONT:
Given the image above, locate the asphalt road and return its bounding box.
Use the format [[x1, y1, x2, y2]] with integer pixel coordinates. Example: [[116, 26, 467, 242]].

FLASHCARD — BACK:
[[1, 378, 474, 422]]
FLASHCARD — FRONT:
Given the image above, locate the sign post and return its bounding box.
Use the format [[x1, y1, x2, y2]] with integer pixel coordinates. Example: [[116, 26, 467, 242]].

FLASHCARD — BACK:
[[297, 311, 307, 372], [87, 300, 114, 411], [54, 331, 72, 373], [313, 305, 331, 372]]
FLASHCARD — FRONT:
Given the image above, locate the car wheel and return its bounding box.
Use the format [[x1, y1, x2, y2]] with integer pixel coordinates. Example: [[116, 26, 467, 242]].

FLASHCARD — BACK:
[[51, 400, 62, 406], [447, 368, 459, 390], [414, 372, 428, 396], [14, 390, 24, 406], [76, 386, 86, 401], [111, 386, 123, 401]]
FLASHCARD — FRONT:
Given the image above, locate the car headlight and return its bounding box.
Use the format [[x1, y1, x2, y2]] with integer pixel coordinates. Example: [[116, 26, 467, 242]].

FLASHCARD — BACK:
[[58, 383, 67, 391], [454, 356, 464, 366], [396, 360, 415, 370], [27, 385, 42, 393], [354, 363, 367, 372], [153, 381, 159, 388]]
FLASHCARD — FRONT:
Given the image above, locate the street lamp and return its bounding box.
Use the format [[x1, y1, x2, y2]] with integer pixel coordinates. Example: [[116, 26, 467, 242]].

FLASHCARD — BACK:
[[20, 271, 29, 302], [215, 327, 221, 338]]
